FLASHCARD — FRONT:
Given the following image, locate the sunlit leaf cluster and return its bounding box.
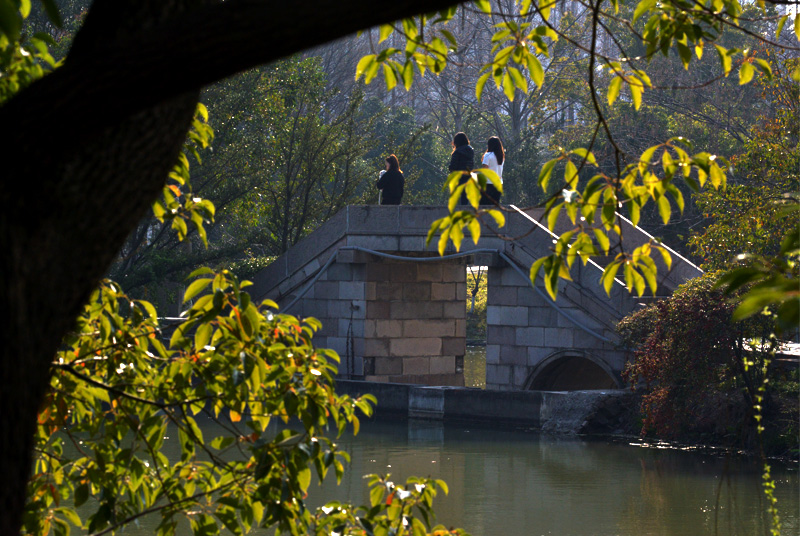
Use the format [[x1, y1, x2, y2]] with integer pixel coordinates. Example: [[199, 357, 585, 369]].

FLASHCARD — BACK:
[[27, 270, 380, 535], [151, 103, 216, 246]]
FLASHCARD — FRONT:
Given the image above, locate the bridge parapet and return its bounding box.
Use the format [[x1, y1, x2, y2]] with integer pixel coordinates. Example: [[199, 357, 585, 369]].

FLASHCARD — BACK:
[[249, 205, 702, 390]]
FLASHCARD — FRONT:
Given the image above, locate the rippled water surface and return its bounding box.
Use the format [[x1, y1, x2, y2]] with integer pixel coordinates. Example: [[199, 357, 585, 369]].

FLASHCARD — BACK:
[[310, 420, 798, 536], [128, 417, 798, 535]]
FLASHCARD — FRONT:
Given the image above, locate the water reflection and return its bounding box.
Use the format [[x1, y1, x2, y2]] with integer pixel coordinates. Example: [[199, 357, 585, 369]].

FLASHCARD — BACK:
[[120, 417, 797, 535], [310, 419, 798, 536]]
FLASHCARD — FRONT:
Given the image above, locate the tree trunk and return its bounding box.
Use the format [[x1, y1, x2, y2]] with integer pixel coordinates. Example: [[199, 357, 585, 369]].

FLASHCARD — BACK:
[[0, 0, 464, 532]]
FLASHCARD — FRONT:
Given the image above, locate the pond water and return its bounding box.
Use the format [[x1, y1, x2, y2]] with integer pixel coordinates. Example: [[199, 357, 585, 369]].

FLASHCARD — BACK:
[[125, 417, 798, 535], [309, 419, 798, 536]]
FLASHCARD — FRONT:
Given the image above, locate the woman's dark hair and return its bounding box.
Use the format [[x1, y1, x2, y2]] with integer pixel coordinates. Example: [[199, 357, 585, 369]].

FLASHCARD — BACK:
[[487, 136, 504, 165], [386, 154, 400, 172], [452, 132, 470, 150]]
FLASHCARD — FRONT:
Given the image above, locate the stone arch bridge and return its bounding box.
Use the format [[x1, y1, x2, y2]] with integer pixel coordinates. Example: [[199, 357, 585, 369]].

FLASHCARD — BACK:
[[250, 205, 701, 391]]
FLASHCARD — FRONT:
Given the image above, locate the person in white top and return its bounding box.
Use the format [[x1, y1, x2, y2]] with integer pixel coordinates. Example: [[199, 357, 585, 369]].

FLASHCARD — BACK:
[[480, 136, 504, 205]]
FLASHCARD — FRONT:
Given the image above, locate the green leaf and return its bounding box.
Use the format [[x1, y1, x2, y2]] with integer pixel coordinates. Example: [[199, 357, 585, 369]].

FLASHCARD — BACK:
[[468, 217, 481, 245], [379, 24, 393, 43], [526, 54, 544, 87], [796, 10, 800, 41], [502, 71, 516, 101], [753, 58, 772, 80], [184, 278, 212, 303], [383, 63, 397, 91], [487, 209, 505, 228], [607, 76, 622, 106], [0, 0, 22, 40], [539, 158, 558, 190], [733, 291, 785, 321], [633, 0, 656, 22], [593, 229, 610, 254], [297, 467, 312, 492], [630, 82, 643, 110], [355, 55, 376, 81], [738, 62, 754, 85], [564, 160, 578, 188], [474, 0, 492, 14], [657, 194, 671, 224], [475, 71, 491, 100], [776, 15, 789, 38], [570, 148, 597, 165], [41, 0, 62, 27], [508, 66, 528, 93], [714, 45, 732, 75]]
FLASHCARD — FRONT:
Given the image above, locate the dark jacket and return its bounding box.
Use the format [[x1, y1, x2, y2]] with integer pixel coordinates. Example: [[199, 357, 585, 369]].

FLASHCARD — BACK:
[[377, 169, 404, 205], [448, 145, 475, 175], [449, 145, 474, 204]]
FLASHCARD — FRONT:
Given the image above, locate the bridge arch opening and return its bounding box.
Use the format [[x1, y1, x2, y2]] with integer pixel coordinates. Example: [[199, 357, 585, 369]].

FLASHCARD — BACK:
[[525, 351, 620, 391]]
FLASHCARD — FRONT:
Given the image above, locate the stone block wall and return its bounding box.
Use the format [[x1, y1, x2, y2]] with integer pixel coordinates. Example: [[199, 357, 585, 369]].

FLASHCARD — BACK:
[[485, 263, 623, 391], [362, 258, 466, 386], [289, 262, 367, 378]]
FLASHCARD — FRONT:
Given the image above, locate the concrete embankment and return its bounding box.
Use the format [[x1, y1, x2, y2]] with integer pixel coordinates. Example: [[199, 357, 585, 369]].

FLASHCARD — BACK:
[[335, 380, 635, 435]]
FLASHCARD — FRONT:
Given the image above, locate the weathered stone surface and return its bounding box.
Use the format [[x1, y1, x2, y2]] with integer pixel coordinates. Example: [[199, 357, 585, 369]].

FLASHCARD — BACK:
[[338, 318, 364, 337], [348, 235, 400, 251], [528, 306, 557, 328], [487, 324, 515, 343], [339, 281, 365, 300], [399, 236, 426, 251], [455, 319, 466, 337], [489, 286, 518, 306], [441, 337, 465, 356], [430, 355, 456, 375], [500, 345, 527, 366], [374, 356, 402, 375], [391, 301, 443, 320], [390, 337, 442, 357], [441, 263, 466, 283], [403, 356, 430, 375], [512, 366, 530, 389], [544, 327, 574, 347], [369, 319, 402, 338], [527, 346, 553, 366], [486, 364, 511, 386], [430, 282, 455, 301], [403, 319, 454, 338], [487, 305, 528, 326], [375, 282, 404, 301], [325, 263, 354, 282], [486, 345, 501, 364], [364, 338, 389, 357], [403, 283, 432, 301], [417, 264, 443, 282], [442, 301, 466, 319], [366, 301, 390, 319], [456, 282, 467, 301], [515, 327, 544, 346]]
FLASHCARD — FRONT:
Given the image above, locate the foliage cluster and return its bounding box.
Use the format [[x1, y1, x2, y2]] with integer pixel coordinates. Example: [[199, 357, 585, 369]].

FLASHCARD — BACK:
[[28, 269, 465, 536], [618, 273, 797, 453]]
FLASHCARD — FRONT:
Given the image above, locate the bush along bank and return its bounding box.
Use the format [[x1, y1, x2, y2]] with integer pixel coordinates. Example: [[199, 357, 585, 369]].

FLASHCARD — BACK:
[[617, 272, 799, 461]]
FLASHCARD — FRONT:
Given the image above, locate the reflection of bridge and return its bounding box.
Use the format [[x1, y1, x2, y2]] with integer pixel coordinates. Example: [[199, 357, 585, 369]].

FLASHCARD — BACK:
[[250, 205, 701, 390]]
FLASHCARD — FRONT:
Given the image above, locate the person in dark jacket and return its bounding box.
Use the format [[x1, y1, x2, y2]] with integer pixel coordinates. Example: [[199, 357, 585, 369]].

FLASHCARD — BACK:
[[377, 154, 404, 205], [448, 132, 474, 205]]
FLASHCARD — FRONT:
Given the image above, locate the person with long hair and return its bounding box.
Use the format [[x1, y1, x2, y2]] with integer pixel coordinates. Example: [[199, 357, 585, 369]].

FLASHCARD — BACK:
[[480, 136, 504, 205], [448, 132, 474, 205], [377, 154, 404, 205]]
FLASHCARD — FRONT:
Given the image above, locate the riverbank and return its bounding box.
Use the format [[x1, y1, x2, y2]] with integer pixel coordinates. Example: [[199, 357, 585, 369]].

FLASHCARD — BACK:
[[336, 380, 799, 463]]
